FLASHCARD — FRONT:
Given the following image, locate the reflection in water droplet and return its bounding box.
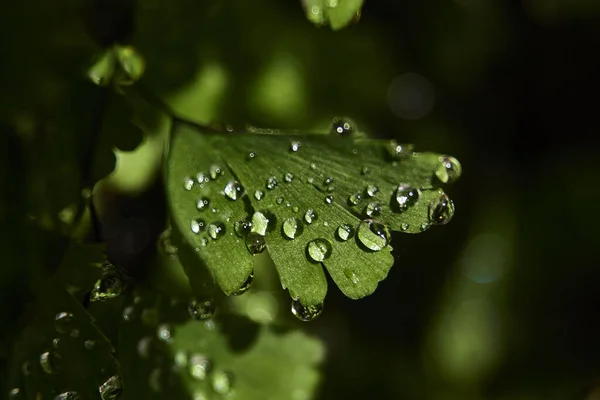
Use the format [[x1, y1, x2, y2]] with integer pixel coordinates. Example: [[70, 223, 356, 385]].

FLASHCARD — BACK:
[[189, 354, 211, 380], [234, 220, 252, 237], [330, 117, 355, 136], [395, 184, 420, 212], [307, 238, 333, 262], [184, 176, 194, 191], [348, 193, 362, 206], [266, 176, 278, 190], [284, 172, 294, 183], [224, 181, 244, 200], [357, 220, 391, 251], [191, 219, 206, 234], [212, 370, 234, 395], [188, 298, 215, 320], [196, 197, 210, 211], [40, 351, 61, 374], [324, 195, 334, 204], [386, 140, 414, 159], [157, 324, 172, 343], [336, 224, 354, 241], [254, 190, 264, 201], [90, 261, 129, 303], [291, 299, 323, 322], [84, 340, 95, 350], [54, 392, 79, 400], [364, 202, 382, 217], [290, 141, 301, 152], [365, 185, 379, 197], [245, 233, 266, 255], [209, 165, 223, 180], [232, 271, 254, 296], [208, 222, 226, 239], [344, 269, 360, 284], [99, 375, 122, 400], [435, 155, 462, 184], [304, 209, 318, 224], [429, 193, 455, 225], [54, 312, 74, 334], [283, 218, 304, 240]]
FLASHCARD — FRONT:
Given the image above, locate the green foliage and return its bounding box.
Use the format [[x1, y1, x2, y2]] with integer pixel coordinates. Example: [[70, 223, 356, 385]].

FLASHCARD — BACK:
[[302, 0, 365, 30]]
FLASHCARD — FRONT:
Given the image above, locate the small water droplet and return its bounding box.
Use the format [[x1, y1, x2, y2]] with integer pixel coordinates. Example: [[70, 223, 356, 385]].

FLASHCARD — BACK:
[[293, 206, 299, 213], [400, 222, 409, 231], [348, 193, 362, 206], [386, 140, 414, 159], [234, 220, 252, 237], [307, 238, 333, 262], [290, 141, 301, 152], [211, 370, 234, 395], [336, 224, 354, 241], [8, 388, 20, 398], [364, 202, 382, 217], [54, 312, 74, 334], [429, 193, 455, 225], [420, 222, 430, 231], [189, 354, 211, 380], [324, 195, 334, 204], [395, 184, 420, 212], [188, 298, 215, 320], [276, 196, 284, 205], [84, 340, 95, 350], [209, 165, 223, 180], [283, 218, 304, 240], [184, 176, 194, 191], [52, 337, 60, 348], [266, 176, 278, 190], [90, 261, 129, 303], [245, 232, 266, 255], [40, 350, 61, 374], [247, 151, 257, 160], [207, 222, 226, 239], [361, 166, 371, 175], [307, 177, 315, 184], [310, 163, 317, 170], [324, 176, 334, 185], [191, 219, 206, 234], [284, 172, 294, 183], [157, 324, 172, 342], [304, 209, 318, 224], [231, 271, 254, 296], [330, 117, 355, 136], [357, 220, 391, 251], [365, 184, 379, 197], [99, 375, 122, 400], [196, 172, 208, 184], [326, 185, 335, 192], [254, 189, 264, 201], [224, 181, 244, 201], [435, 155, 462, 184], [196, 197, 210, 211], [54, 392, 79, 400], [344, 269, 359, 284], [291, 299, 323, 322]]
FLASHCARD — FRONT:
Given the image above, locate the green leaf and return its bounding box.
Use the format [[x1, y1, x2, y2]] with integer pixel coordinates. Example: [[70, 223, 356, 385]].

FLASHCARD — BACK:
[[166, 120, 461, 310], [302, 0, 364, 30]]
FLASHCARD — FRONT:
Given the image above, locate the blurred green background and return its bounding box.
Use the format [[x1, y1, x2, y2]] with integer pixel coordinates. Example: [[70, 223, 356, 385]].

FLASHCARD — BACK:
[[2, 0, 600, 399]]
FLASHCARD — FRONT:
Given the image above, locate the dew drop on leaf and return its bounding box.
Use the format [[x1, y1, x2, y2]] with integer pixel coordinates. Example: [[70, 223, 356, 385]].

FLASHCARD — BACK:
[[234, 220, 252, 237], [39, 350, 61, 374], [276, 196, 284, 205], [282, 217, 304, 240], [435, 155, 462, 184], [196, 172, 208, 184], [365, 184, 379, 197], [400, 223, 409, 231], [266, 176, 278, 190], [284, 172, 294, 183], [251, 210, 277, 235], [357, 220, 391, 251], [291, 299, 323, 322], [188, 298, 215, 320], [364, 202, 382, 217], [184, 176, 194, 191], [52, 338, 60, 349], [157, 324, 172, 343], [8, 388, 20, 398], [336, 224, 354, 241], [304, 209, 318, 224], [99, 375, 122, 400], [224, 181, 244, 201], [247, 151, 257, 160], [386, 140, 414, 159], [290, 141, 301, 152], [209, 165, 223, 179], [324, 195, 334, 204], [84, 340, 95, 350], [191, 219, 206, 234], [344, 269, 360, 284], [211, 370, 234, 395], [306, 238, 333, 262], [54, 392, 80, 400], [90, 262, 129, 303], [245, 233, 266, 255], [207, 222, 226, 240], [395, 184, 420, 212], [189, 354, 211, 380], [429, 193, 455, 225], [330, 117, 355, 136], [348, 193, 362, 206], [231, 271, 254, 296], [196, 197, 210, 211], [324, 176, 334, 185], [254, 189, 264, 201], [361, 166, 371, 175], [54, 312, 74, 334]]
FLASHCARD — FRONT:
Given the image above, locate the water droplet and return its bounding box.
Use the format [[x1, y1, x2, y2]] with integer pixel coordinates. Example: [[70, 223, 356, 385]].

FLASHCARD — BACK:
[[39, 350, 61, 374], [348, 193, 362, 206], [330, 117, 355, 136], [395, 184, 420, 212], [291, 299, 323, 322], [196, 172, 208, 184], [336, 224, 354, 241], [307, 177, 315, 184], [365, 184, 379, 197], [310, 163, 317, 170], [209, 165, 223, 180], [84, 340, 95, 350], [188, 298, 215, 320], [54, 392, 79, 400], [304, 209, 318, 224], [276, 197, 284, 205], [184, 176, 194, 191], [99, 375, 122, 400], [324, 195, 334, 204], [52, 338, 60, 349], [344, 269, 359, 284], [90, 262, 129, 303], [191, 219, 206, 234], [326, 185, 335, 192], [224, 181, 244, 201], [293, 206, 299, 213], [234, 220, 252, 237], [435, 155, 462, 184], [364, 202, 382, 217], [251, 210, 277, 235], [420, 222, 430, 231], [306, 238, 333, 262], [212, 370, 234, 395], [247, 151, 257, 160], [54, 312, 74, 334], [284, 172, 294, 183], [401, 222, 409, 231], [231, 271, 254, 296], [207, 222, 226, 239], [254, 189, 264, 201], [386, 140, 414, 159], [361, 166, 371, 175], [429, 193, 455, 225], [189, 354, 211, 380], [266, 176, 278, 190], [245, 233, 266, 255], [158, 229, 178, 257], [324, 176, 334, 185], [357, 220, 391, 251], [196, 197, 210, 211], [157, 324, 172, 342], [290, 141, 301, 152], [282, 218, 304, 240], [8, 388, 20, 398]]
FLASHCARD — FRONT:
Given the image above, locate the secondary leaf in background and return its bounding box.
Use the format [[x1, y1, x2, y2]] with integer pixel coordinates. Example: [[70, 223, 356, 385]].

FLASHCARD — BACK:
[[166, 119, 461, 316], [302, 0, 364, 30]]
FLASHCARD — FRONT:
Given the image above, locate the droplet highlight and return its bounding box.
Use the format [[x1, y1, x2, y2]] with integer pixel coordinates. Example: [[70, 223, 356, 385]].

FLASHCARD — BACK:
[[291, 299, 323, 322]]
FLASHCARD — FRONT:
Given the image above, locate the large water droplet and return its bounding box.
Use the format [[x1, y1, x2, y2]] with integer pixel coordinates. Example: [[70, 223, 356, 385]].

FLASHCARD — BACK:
[[304, 209, 318, 224], [211, 370, 234, 395], [196, 197, 210, 211], [189, 354, 211, 380], [282, 218, 304, 240], [184, 176, 194, 191], [54, 312, 74, 334], [290, 141, 301, 152], [348, 193, 362, 206], [234, 220, 252, 237], [365, 184, 379, 197], [344, 268, 359, 284], [330, 117, 355, 136], [231, 271, 254, 296], [224, 181, 244, 200], [40, 350, 61, 374], [336, 224, 354, 241], [207, 222, 226, 239], [251, 210, 276, 235], [307, 239, 333, 262], [429, 193, 455, 225], [245, 233, 266, 255], [357, 220, 391, 251], [99, 375, 122, 400], [364, 202, 382, 217], [188, 298, 215, 320], [291, 299, 323, 322], [254, 189, 264, 201], [284, 172, 294, 183], [191, 219, 206, 234], [386, 140, 414, 159], [266, 176, 278, 190], [54, 392, 79, 400], [90, 262, 129, 303], [435, 155, 462, 184], [395, 184, 420, 212], [157, 324, 172, 343], [209, 165, 223, 180]]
